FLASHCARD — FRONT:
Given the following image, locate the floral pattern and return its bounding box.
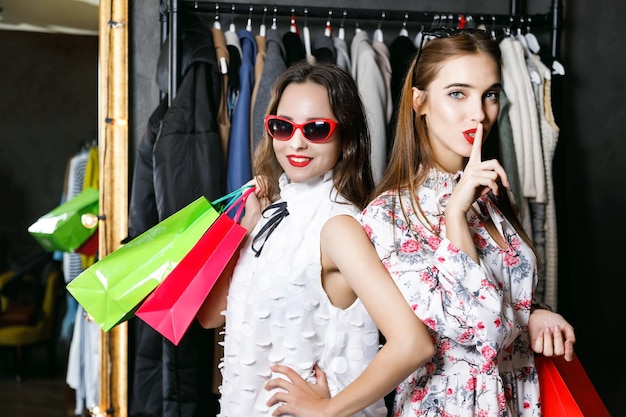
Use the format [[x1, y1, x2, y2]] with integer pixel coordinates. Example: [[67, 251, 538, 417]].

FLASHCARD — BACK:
[[361, 168, 541, 417]]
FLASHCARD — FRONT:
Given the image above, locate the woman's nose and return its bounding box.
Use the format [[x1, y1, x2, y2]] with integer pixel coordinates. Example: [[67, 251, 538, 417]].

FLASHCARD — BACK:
[[469, 101, 486, 123], [289, 127, 307, 149]]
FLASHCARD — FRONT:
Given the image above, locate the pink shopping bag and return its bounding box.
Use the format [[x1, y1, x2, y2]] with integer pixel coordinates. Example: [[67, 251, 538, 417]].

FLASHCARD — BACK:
[[135, 187, 254, 345], [535, 354, 610, 417]]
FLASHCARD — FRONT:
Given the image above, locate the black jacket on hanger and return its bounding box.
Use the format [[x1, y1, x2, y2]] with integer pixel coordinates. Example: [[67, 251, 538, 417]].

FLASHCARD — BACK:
[[283, 31, 306, 66], [127, 8, 222, 417], [153, 13, 223, 217]]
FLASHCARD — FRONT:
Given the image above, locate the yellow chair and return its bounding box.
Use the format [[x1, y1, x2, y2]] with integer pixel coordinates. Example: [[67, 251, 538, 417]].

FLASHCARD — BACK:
[[0, 265, 62, 380], [0, 270, 13, 312]]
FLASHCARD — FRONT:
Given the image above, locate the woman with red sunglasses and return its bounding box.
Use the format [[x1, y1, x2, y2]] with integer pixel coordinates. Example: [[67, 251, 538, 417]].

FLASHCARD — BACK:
[[197, 61, 434, 417]]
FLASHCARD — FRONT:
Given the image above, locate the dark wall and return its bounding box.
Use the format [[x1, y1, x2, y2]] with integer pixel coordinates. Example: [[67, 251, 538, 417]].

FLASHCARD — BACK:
[[130, 1, 161, 159], [0, 31, 98, 259], [554, 1, 626, 414]]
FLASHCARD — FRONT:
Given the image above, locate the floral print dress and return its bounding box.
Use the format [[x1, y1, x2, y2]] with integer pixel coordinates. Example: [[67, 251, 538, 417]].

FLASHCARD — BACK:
[[361, 168, 541, 417]]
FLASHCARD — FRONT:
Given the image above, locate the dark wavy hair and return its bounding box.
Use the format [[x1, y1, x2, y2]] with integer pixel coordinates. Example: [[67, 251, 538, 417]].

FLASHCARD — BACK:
[[253, 61, 375, 210]]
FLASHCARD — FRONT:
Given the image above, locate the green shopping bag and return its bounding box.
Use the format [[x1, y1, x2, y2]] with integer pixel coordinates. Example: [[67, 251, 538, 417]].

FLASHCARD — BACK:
[[28, 187, 99, 252], [67, 196, 220, 332]]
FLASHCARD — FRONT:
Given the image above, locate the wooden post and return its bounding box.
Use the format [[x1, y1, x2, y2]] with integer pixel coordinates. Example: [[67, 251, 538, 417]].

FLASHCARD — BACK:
[[98, 0, 128, 416]]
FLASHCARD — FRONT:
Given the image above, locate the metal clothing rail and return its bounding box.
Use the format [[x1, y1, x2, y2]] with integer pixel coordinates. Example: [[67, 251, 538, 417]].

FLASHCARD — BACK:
[[185, 2, 552, 27], [164, 0, 562, 100]]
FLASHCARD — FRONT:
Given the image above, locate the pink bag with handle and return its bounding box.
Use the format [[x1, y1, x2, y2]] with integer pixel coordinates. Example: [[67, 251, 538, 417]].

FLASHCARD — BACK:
[[135, 187, 254, 345], [535, 354, 610, 416]]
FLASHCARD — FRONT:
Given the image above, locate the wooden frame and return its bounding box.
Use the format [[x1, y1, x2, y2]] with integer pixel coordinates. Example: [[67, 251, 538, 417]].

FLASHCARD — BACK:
[[97, 0, 128, 416]]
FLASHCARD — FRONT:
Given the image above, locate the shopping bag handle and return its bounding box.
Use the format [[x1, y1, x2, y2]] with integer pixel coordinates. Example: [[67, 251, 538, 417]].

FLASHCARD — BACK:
[[224, 186, 256, 223], [211, 185, 254, 212], [211, 188, 242, 209]]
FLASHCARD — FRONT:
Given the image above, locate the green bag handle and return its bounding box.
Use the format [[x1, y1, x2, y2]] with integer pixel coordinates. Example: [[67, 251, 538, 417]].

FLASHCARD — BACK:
[[211, 184, 255, 212]]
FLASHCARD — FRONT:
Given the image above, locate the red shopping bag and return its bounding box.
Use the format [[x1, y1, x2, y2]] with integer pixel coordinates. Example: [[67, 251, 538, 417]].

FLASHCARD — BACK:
[[74, 227, 98, 256], [535, 354, 610, 417], [135, 187, 254, 345]]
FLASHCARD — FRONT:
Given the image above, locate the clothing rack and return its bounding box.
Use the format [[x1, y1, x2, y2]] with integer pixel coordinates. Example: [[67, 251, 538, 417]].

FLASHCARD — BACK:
[[163, 0, 562, 100]]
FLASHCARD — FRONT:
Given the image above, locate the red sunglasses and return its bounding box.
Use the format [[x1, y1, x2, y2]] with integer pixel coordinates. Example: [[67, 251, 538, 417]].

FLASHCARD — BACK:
[[264, 115, 339, 143]]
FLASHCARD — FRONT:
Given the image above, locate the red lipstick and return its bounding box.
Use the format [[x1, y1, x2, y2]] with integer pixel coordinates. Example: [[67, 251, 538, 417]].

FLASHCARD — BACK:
[[287, 155, 312, 167], [463, 128, 477, 144]]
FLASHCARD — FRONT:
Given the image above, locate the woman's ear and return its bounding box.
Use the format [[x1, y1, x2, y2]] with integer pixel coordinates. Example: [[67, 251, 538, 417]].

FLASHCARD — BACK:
[[412, 87, 425, 115]]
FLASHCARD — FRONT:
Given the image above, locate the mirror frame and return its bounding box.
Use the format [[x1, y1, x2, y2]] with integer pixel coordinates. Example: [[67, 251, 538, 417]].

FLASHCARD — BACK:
[[98, 0, 128, 416]]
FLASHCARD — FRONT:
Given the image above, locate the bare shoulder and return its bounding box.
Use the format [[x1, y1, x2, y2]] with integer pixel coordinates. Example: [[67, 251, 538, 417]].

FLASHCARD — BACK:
[[321, 214, 364, 241], [321, 214, 376, 261]]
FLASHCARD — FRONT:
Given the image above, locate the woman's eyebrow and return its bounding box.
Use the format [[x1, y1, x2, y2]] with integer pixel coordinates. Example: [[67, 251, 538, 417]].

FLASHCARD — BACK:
[[443, 82, 503, 89]]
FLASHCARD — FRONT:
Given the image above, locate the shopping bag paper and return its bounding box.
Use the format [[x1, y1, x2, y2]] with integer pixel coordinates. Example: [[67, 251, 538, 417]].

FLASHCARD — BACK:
[[74, 227, 99, 256], [535, 354, 610, 416], [28, 187, 99, 252], [66, 196, 219, 331], [135, 188, 253, 345]]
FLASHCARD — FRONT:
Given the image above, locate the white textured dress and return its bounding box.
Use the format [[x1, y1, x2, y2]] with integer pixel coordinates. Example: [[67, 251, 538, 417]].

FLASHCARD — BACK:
[[218, 170, 387, 417]]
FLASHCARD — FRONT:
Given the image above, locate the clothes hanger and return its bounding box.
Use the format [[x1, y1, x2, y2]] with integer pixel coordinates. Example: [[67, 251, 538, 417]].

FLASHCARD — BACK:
[[552, 59, 565, 75], [437, 14, 447, 28], [512, 17, 530, 50], [259, 6, 267, 37], [422, 14, 446, 45], [445, 13, 454, 28], [521, 16, 565, 75], [271, 7, 278, 31], [477, 15, 487, 31], [458, 13, 467, 29], [245, 6, 253, 32], [431, 14, 441, 28], [374, 11, 385, 42], [289, 8, 299, 34], [303, 8, 311, 55], [338, 10, 347, 40], [213, 3, 227, 74], [213, 3, 221, 30], [523, 17, 541, 54], [354, 9, 363, 35], [520, 17, 553, 81], [415, 13, 440, 49], [228, 4, 236, 32], [324, 10, 333, 37], [511, 17, 543, 84], [413, 24, 424, 49], [399, 13, 409, 37], [490, 15, 497, 40]]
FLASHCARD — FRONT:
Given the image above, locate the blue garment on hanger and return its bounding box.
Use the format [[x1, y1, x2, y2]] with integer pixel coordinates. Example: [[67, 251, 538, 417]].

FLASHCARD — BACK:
[[226, 30, 257, 193]]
